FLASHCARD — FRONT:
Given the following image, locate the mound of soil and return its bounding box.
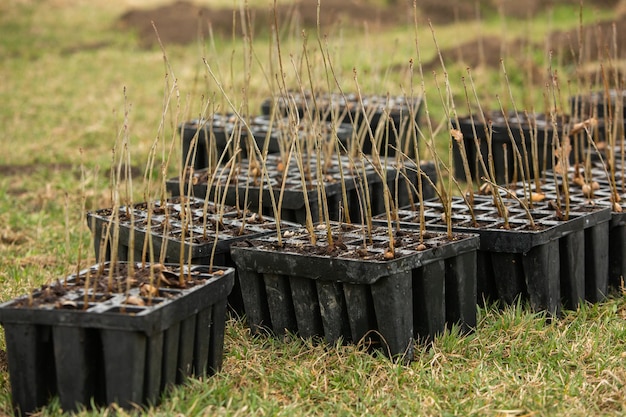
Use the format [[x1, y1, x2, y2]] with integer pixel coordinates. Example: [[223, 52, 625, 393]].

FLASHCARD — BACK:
[[115, 0, 626, 88], [117, 0, 409, 48], [420, 5, 626, 85], [117, 0, 622, 48]]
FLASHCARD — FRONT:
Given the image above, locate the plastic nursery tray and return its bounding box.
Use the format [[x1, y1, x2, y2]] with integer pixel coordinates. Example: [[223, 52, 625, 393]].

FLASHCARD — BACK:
[[167, 154, 375, 224], [230, 222, 479, 360], [179, 114, 234, 171], [387, 159, 437, 205], [179, 114, 353, 171], [261, 92, 423, 157], [0, 262, 234, 415], [569, 89, 626, 120], [568, 90, 626, 158], [380, 194, 611, 314], [166, 154, 437, 225], [87, 197, 294, 315], [452, 111, 565, 185], [526, 164, 626, 289], [225, 115, 353, 156]]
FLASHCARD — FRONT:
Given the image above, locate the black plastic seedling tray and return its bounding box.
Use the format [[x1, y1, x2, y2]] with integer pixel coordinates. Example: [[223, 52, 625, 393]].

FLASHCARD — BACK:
[[87, 197, 294, 315], [261, 92, 423, 157], [0, 262, 234, 416], [452, 112, 563, 185], [569, 89, 626, 121], [180, 114, 354, 171], [380, 194, 611, 314], [179, 114, 234, 171], [230, 222, 479, 360], [166, 155, 437, 224], [525, 164, 626, 290], [227, 115, 353, 155]]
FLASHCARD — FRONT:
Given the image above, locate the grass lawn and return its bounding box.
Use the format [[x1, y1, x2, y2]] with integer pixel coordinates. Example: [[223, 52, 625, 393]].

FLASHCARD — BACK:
[[0, 0, 625, 415]]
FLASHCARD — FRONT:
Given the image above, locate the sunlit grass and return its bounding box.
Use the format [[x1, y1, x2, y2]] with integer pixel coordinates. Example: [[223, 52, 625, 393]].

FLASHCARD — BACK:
[[16, 297, 626, 416]]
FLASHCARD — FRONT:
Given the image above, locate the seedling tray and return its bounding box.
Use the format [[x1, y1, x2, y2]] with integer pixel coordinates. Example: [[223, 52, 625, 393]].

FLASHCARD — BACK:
[[261, 92, 423, 157], [230, 222, 479, 360], [524, 164, 626, 290], [87, 197, 294, 315], [168, 154, 374, 224], [569, 89, 626, 121], [381, 195, 611, 314], [167, 155, 437, 224], [180, 114, 354, 171], [179, 114, 233, 171], [452, 112, 562, 185], [228, 115, 353, 155], [0, 262, 234, 415]]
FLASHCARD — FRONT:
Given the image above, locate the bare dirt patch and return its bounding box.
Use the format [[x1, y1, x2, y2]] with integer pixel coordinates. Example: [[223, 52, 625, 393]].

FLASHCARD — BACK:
[[419, 36, 547, 87], [116, 0, 623, 49], [114, 0, 625, 87], [117, 0, 408, 48], [550, 19, 626, 63], [418, 0, 622, 23], [421, 5, 626, 85]]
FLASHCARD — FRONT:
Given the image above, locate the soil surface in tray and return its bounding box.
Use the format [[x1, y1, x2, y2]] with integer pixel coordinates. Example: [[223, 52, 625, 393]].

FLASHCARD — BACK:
[[8, 263, 218, 311], [235, 222, 470, 261], [523, 164, 626, 213], [388, 195, 605, 231], [184, 154, 372, 191], [92, 197, 284, 243]]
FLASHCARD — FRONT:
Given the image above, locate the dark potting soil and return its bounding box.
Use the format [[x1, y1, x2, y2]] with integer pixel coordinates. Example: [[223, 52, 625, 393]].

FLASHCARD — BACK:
[[512, 163, 626, 212], [0, 262, 234, 415], [8, 263, 218, 311], [89, 197, 286, 245], [234, 222, 472, 262]]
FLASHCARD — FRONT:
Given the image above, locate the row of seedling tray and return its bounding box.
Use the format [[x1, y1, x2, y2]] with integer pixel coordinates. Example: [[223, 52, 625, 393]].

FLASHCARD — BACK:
[[181, 92, 424, 170], [0, 92, 438, 416], [87, 197, 477, 359], [2, 88, 625, 416], [443, 90, 626, 315]]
